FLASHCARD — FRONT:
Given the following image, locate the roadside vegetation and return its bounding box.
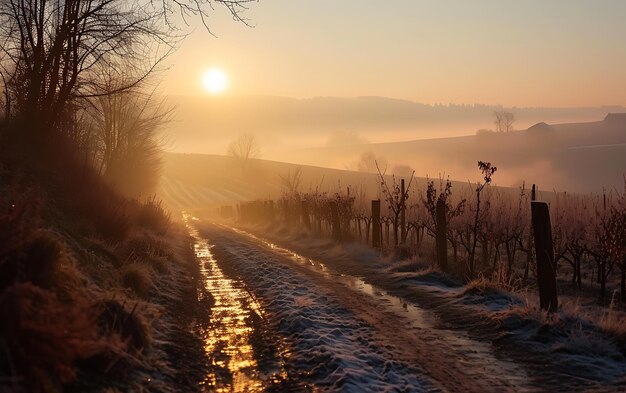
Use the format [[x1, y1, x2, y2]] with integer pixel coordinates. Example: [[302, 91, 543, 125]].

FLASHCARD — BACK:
[[0, 1, 252, 391], [0, 138, 210, 391], [235, 162, 626, 354]]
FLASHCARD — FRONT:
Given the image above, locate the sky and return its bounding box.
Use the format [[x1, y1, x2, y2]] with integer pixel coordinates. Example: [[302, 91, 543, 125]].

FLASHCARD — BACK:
[[160, 0, 626, 107]]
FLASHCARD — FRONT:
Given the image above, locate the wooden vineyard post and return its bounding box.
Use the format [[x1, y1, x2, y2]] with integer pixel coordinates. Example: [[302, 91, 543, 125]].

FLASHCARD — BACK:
[[372, 200, 381, 249], [294, 201, 302, 226], [282, 200, 289, 224], [400, 178, 406, 244], [301, 200, 311, 229], [436, 199, 448, 272], [330, 201, 342, 242], [531, 201, 558, 312], [267, 199, 276, 222]]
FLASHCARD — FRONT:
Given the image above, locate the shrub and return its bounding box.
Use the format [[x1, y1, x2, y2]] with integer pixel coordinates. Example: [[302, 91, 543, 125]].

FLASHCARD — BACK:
[[20, 230, 62, 288], [148, 256, 170, 275], [134, 195, 171, 235], [0, 187, 64, 289], [0, 283, 117, 391], [462, 277, 517, 297], [68, 183, 131, 241], [121, 264, 153, 297], [118, 231, 169, 261], [96, 299, 151, 354]]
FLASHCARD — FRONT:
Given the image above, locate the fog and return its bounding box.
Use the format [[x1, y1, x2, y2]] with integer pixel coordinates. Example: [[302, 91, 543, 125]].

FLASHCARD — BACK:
[[163, 95, 626, 193]]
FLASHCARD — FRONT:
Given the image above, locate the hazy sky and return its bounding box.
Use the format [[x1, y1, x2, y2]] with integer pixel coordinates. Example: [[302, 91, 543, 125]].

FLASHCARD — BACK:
[[161, 1, 626, 107]]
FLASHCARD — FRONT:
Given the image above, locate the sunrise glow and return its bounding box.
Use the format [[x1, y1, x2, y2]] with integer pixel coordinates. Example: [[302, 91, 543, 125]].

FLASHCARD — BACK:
[[202, 68, 228, 94]]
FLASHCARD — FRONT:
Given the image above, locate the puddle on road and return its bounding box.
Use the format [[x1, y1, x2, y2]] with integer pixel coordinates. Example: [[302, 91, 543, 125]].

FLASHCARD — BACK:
[[227, 225, 532, 390], [185, 215, 286, 392]]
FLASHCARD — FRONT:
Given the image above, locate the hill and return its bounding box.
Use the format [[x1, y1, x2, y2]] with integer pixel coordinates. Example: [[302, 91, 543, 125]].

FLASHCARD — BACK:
[[159, 153, 534, 212], [164, 95, 625, 158], [278, 114, 626, 193]]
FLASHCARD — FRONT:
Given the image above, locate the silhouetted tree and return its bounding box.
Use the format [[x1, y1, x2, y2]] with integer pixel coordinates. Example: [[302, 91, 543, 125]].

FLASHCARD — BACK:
[[422, 177, 466, 265], [279, 167, 303, 197], [494, 110, 515, 133], [468, 161, 497, 276], [87, 79, 171, 197], [356, 151, 387, 173], [228, 133, 261, 170], [0, 0, 252, 133], [376, 161, 414, 247]]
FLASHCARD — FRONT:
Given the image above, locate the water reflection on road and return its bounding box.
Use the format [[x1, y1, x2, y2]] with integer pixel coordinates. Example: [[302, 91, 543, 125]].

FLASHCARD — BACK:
[[185, 214, 278, 392], [226, 225, 531, 391]]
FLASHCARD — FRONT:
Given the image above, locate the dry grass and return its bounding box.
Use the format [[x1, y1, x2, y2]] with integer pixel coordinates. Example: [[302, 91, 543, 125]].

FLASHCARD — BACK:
[[117, 230, 170, 262], [96, 299, 152, 354], [116, 229, 173, 276], [385, 256, 434, 273], [121, 264, 154, 297], [594, 294, 626, 339], [135, 196, 171, 235], [0, 121, 195, 392], [462, 276, 519, 297], [0, 283, 127, 391], [492, 289, 626, 360]]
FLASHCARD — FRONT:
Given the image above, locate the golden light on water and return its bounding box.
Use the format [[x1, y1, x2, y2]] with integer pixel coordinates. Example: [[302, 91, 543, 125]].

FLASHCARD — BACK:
[[185, 215, 266, 392]]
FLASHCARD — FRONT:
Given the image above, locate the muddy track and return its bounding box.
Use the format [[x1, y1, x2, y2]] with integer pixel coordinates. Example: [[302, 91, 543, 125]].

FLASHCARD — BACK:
[[239, 225, 626, 392], [196, 222, 544, 392]]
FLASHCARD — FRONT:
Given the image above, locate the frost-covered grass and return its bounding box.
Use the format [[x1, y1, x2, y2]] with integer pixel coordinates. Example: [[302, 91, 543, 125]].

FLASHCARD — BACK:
[[204, 227, 438, 391], [0, 157, 204, 392], [234, 219, 626, 387]]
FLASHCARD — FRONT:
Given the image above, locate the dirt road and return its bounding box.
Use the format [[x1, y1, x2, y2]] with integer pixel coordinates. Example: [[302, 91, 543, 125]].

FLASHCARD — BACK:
[[188, 218, 622, 392]]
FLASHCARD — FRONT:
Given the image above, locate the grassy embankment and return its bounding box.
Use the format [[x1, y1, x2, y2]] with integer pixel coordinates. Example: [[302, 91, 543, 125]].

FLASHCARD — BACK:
[[0, 123, 211, 392]]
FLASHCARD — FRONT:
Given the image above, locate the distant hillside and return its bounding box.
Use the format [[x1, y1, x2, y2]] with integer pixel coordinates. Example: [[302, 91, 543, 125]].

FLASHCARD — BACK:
[[159, 153, 382, 210], [160, 153, 533, 211], [278, 114, 626, 193], [164, 94, 625, 157]]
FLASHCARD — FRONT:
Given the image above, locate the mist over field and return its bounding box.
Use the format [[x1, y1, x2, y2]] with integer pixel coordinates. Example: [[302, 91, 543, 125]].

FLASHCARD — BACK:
[[167, 94, 624, 152], [164, 95, 625, 193]]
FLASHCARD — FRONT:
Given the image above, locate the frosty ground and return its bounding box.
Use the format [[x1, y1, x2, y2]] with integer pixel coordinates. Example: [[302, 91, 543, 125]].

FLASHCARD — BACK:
[[188, 217, 626, 392]]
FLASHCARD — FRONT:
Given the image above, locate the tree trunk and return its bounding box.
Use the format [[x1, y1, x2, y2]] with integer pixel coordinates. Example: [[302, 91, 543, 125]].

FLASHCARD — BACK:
[[621, 263, 626, 303], [436, 199, 448, 272], [470, 190, 481, 277], [400, 179, 406, 244], [330, 202, 341, 242], [600, 262, 606, 302], [372, 201, 381, 249]]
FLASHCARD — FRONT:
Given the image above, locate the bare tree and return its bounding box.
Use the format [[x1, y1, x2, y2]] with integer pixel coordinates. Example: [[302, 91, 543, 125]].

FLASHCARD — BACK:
[[279, 167, 303, 197], [422, 177, 466, 264], [356, 151, 387, 173], [493, 110, 515, 133], [376, 160, 414, 247], [228, 133, 261, 169], [468, 161, 497, 276], [0, 0, 253, 133], [87, 79, 172, 198]]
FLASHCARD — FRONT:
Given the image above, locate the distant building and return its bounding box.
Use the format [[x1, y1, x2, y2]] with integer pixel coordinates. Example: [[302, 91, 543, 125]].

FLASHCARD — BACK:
[[526, 122, 554, 134], [603, 113, 626, 124]]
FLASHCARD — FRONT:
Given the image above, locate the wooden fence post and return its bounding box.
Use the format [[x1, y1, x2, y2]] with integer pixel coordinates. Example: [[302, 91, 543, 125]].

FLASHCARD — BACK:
[[301, 200, 311, 229], [436, 199, 448, 272], [330, 201, 341, 242], [372, 200, 381, 249], [531, 201, 558, 312], [400, 178, 406, 244]]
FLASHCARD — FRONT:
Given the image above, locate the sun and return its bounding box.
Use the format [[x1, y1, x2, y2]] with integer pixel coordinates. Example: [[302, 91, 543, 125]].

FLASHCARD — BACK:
[[202, 68, 228, 94]]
